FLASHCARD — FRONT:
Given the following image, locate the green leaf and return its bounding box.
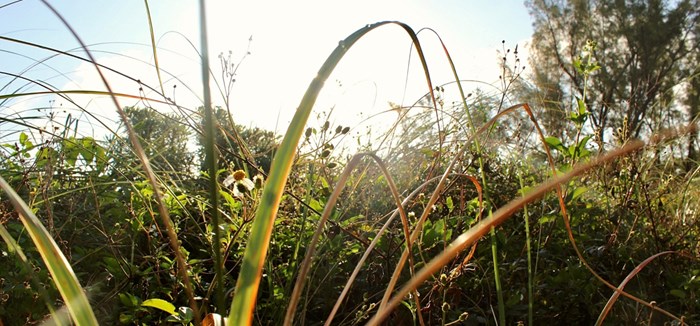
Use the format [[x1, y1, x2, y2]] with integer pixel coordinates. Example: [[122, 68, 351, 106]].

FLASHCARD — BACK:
[[570, 186, 588, 201], [577, 97, 587, 116], [119, 292, 140, 307], [142, 298, 177, 315], [670, 289, 686, 299], [568, 97, 588, 126], [95, 145, 107, 171], [573, 57, 583, 73], [319, 176, 330, 189], [119, 313, 133, 324], [538, 215, 557, 224], [519, 185, 533, 196], [80, 137, 96, 163], [544, 136, 568, 155], [446, 196, 454, 213], [35, 147, 57, 168], [64, 140, 79, 167], [19, 132, 28, 146], [177, 306, 194, 322], [309, 198, 323, 212], [570, 135, 592, 159], [102, 257, 122, 275], [544, 136, 561, 147]]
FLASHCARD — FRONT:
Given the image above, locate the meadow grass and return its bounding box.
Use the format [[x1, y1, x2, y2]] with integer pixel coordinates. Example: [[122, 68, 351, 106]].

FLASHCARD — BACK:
[[0, 1, 696, 325]]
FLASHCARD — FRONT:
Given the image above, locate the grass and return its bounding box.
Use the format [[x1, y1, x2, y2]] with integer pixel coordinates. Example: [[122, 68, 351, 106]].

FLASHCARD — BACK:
[[0, 1, 698, 325]]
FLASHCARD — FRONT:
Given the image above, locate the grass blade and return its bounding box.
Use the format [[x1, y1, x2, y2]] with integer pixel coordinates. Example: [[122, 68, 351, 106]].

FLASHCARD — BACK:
[[229, 20, 437, 325], [196, 0, 225, 314], [39, 1, 199, 320], [143, 0, 165, 95], [367, 140, 646, 325], [518, 174, 534, 326], [283, 153, 415, 325], [0, 176, 97, 325], [595, 251, 678, 325], [0, 223, 63, 325]]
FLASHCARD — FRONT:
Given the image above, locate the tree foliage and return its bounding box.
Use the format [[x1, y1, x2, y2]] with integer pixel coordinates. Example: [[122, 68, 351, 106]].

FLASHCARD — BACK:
[[108, 106, 194, 180], [196, 106, 278, 175], [525, 0, 700, 147]]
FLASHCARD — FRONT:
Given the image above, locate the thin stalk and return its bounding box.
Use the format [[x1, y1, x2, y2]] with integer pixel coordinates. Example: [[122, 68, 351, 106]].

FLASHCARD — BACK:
[[367, 140, 646, 325], [489, 224, 505, 324], [39, 1, 199, 321], [228, 21, 438, 325], [143, 0, 165, 95], [422, 27, 506, 324], [518, 174, 534, 326], [284, 153, 416, 325], [283, 162, 315, 322], [198, 0, 225, 314]]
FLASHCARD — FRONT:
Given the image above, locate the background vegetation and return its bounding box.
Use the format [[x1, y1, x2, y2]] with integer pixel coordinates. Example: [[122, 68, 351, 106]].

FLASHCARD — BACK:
[[1, 0, 699, 325]]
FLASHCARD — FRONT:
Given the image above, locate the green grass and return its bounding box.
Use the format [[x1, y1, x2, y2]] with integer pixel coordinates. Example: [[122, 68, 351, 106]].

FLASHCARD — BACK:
[[0, 2, 698, 326]]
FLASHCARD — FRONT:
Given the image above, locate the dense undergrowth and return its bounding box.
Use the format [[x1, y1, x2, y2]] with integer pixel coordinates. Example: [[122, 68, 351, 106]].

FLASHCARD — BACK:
[[1, 1, 699, 326]]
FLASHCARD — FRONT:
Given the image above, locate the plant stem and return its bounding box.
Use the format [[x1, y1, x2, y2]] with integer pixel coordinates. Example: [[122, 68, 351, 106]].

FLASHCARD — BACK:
[[519, 174, 534, 326]]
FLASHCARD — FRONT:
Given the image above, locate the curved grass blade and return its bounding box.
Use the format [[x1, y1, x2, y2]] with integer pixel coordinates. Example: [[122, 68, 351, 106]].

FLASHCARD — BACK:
[[0, 175, 97, 325], [0, 89, 172, 103], [369, 121, 694, 324], [229, 20, 439, 325], [420, 27, 508, 323], [39, 1, 199, 320], [595, 251, 678, 325], [283, 153, 415, 325], [143, 0, 165, 95], [378, 104, 526, 310], [0, 223, 63, 325], [367, 140, 646, 325], [324, 173, 482, 325]]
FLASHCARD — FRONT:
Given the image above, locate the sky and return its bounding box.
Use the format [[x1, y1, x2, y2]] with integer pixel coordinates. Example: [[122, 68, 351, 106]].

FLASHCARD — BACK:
[[0, 0, 534, 141]]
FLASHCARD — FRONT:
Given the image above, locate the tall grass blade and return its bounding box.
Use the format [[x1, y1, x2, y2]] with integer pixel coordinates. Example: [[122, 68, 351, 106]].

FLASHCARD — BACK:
[[197, 0, 225, 314], [0, 223, 63, 325], [0, 176, 97, 325], [324, 173, 482, 325], [229, 21, 438, 325], [378, 104, 527, 310], [595, 251, 678, 325], [283, 153, 415, 325], [39, 1, 199, 320], [142, 0, 165, 95], [367, 140, 646, 325], [518, 174, 534, 326]]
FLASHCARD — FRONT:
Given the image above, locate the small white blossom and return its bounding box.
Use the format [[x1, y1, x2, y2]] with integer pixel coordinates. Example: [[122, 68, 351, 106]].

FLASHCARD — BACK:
[[224, 170, 254, 198]]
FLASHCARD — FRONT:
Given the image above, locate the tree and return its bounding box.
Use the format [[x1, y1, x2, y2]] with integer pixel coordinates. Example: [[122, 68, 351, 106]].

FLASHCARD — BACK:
[[525, 0, 700, 148], [108, 106, 194, 180], [684, 19, 700, 170]]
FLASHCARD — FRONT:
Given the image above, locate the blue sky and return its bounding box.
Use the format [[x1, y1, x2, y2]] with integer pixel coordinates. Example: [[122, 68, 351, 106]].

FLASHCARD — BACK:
[[0, 0, 534, 138]]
